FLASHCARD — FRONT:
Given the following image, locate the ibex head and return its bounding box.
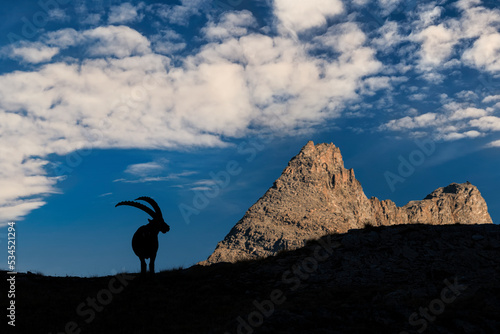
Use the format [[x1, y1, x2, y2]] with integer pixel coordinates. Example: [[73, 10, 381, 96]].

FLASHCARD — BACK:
[[115, 196, 170, 233]]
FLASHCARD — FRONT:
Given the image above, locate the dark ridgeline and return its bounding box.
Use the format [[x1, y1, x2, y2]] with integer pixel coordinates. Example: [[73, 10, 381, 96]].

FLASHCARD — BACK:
[[12, 223, 500, 333], [116, 196, 170, 277]]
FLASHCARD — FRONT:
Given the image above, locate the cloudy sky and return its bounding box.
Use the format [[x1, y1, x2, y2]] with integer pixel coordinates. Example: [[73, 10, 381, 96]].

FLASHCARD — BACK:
[[0, 0, 499, 276]]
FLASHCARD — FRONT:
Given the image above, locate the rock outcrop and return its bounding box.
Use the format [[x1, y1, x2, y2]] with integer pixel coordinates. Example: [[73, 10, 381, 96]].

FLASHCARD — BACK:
[[202, 141, 493, 265]]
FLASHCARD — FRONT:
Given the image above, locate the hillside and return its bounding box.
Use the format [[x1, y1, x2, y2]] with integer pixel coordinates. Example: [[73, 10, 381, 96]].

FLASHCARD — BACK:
[[8, 223, 500, 333]]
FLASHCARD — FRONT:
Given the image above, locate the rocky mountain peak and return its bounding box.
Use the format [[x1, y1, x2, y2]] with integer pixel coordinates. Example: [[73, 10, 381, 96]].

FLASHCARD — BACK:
[[294, 140, 344, 173], [201, 141, 493, 265]]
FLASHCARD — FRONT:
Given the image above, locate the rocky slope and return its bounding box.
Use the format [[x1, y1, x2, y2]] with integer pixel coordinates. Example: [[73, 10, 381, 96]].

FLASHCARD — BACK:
[[202, 141, 492, 265]]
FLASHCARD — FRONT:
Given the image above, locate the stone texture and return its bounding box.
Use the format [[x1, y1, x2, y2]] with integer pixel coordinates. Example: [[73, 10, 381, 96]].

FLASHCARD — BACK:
[[202, 141, 493, 265]]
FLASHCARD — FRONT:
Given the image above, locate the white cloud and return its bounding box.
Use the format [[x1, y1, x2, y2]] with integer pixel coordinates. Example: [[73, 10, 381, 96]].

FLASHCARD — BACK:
[[383, 93, 500, 138], [151, 30, 186, 55], [82, 14, 102, 25], [7, 42, 59, 63], [417, 4, 444, 28], [455, 0, 481, 11], [462, 33, 500, 73], [0, 5, 385, 223], [151, 0, 205, 26], [115, 176, 175, 184], [115, 169, 195, 184], [0, 154, 61, 223], [486, 139, 500, 147], [352, 0, 370, 5], [315, 22, 366, 53], [408, 93, 426, 101], [383, 112, 438, 130], [378, 0, 403, 16], [455, 90, 478, 101], [124, 161, 166, 176], [362, 76, 392, 94], [0, 200, 49, 223], [441, 130, 482, 141], [189, 186, 212, 191], [407, 0, 500, 77], [6, 0, 499, 222], [483, 95, 500, 103], [203, 10, 257, 40], [417, 71, 445, 84], [48, 8, 70, 21], [192, 180, 217, 187], [450, 107, 489, 120], [371, 21, 404, 51], [42, 26, 151, 58], [108, 2, 144, 24], [44, 29, 82, 48], [382, 97, 500, 142], [273, 0, 344, 36], [83, 26, 151, 58], [188, 179, 218, 191], [470, 116, 500, 131], [457, 1, 500, 38], [442, 58, 462, 69], [414, 24, 457, 70]]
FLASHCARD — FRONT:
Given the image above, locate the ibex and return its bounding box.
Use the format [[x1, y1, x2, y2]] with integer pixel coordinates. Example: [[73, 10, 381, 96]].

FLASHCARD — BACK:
[[115, 197, 170, 276]]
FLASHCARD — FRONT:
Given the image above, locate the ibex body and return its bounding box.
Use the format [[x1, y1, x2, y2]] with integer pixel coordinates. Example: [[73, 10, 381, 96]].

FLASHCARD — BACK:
[[116, 197, 170, 276]]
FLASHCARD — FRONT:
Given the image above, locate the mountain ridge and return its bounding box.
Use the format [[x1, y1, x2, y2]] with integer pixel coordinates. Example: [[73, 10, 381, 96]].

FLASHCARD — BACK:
[[202, 141, 493, 265]]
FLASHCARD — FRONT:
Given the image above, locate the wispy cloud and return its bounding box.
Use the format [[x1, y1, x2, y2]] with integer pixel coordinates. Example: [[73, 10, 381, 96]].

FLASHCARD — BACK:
[[124, 161, 166, 177], [486, 139, 500, 148], [48, 8, 70, 22], [108, 2, 145, 24], [149, 0, 206, 27], [188, 180, 217, 192], [114, 176, 175, 184], [3, 42, 59, 63], [114, 170, 197, 184]]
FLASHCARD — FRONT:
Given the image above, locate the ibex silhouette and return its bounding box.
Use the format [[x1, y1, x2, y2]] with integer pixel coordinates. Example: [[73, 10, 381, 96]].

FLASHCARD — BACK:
[[116, 197, 170, 276]]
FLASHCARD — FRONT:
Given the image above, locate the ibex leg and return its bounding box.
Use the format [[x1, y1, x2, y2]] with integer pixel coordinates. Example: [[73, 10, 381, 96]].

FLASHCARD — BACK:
[[140, 258, 147, 276], [149, 254, 156, 276]]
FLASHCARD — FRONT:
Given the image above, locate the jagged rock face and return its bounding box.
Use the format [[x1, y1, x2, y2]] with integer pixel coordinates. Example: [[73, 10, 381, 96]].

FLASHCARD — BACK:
[[370, 182, 493, 227], [202, 141, 493, 265]]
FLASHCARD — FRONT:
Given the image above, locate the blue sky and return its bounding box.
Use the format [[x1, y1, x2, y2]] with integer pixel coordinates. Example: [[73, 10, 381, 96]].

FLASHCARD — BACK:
[[0, 0, 499, 276]]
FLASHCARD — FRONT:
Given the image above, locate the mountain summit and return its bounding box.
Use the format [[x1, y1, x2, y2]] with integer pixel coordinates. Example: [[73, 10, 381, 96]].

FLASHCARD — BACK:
[[202, 141, 492, 265]]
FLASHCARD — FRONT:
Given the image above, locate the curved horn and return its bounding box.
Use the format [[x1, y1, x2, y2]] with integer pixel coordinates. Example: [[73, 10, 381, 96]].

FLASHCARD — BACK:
[[136, 196, 163, 219], [115, 200, 156, 219]]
